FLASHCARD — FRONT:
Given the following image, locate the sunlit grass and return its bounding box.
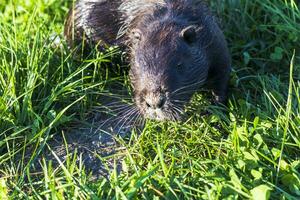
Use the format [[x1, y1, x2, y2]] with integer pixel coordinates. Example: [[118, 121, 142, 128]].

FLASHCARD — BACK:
[[0, 0, 299, 199]]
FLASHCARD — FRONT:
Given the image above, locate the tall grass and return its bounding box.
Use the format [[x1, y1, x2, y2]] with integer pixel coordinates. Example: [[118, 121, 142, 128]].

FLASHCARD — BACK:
[[0, 0, 299, 199]]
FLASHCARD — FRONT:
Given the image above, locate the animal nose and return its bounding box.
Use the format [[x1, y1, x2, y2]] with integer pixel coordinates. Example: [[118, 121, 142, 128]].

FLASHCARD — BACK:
[[145, 95, 166, 109]]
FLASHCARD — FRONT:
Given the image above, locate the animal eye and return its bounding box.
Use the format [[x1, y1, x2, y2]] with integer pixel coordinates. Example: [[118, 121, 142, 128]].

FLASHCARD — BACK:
[[177, 62, 183, 68], [181, 26, 197, 44]]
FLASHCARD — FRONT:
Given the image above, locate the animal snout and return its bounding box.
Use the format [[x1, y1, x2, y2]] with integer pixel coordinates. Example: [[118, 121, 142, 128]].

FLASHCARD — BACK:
[[144, 91, 166, 109]]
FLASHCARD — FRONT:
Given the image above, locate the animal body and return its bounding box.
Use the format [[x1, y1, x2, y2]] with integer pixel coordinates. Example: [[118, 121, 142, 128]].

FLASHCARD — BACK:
[[65, 0, 231, 121]]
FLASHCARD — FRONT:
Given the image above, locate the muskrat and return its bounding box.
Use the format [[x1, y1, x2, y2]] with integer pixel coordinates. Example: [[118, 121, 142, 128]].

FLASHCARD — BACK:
[[65, 0, 231, 121]]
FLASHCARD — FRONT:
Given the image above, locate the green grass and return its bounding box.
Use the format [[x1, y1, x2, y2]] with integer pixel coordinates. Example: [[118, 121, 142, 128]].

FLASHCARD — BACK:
[[0, 0, 299, 199]]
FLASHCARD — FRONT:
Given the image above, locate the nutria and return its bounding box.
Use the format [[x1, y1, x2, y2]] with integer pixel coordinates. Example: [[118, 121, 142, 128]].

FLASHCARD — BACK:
[[65, 0, 231, 121]]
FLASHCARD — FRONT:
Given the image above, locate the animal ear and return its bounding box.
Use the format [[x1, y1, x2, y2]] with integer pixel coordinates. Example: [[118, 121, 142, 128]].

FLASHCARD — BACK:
[[131, 29, 142, 44], [181, 25, 202, 44]]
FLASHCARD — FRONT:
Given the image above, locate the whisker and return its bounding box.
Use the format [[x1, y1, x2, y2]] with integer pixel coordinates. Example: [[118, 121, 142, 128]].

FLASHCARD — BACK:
[[116, 108, 139, 133], [173, 88, 208, 96], [133, 112, 142, 127], [171, 79, 207, 95], [131, 111, 141, 127], [171, 99, 187, 104], [94, 104, 136, 133], [136, 113, 145, 127], [172, 105, 184, 115], [114, 107, 137, 127], [103, 100, 133, 107], [106, 104, 134, 114], [93, 104, 131, 113]]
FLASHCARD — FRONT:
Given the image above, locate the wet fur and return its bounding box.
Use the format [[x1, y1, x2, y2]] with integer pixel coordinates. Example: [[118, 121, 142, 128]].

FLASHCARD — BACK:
[[65, 0, 231, 120]]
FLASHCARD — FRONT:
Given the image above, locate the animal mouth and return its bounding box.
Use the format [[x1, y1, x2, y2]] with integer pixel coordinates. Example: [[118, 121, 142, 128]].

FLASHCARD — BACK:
[[135, 88, 190, 121], [145, 107, 169, 121], [140, 100, 184, 121]]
